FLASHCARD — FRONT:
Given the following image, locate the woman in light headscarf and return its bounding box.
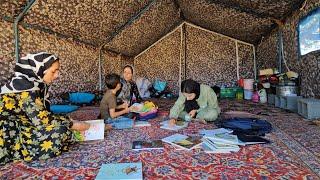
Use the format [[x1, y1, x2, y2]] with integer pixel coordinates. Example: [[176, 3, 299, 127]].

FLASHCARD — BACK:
[[0, 52, 89, 165]]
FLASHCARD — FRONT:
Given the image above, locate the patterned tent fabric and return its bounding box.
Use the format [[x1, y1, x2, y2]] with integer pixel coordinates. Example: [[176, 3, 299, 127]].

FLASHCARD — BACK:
[[257, 0, 320, 98], [0, 0, 305, 56]]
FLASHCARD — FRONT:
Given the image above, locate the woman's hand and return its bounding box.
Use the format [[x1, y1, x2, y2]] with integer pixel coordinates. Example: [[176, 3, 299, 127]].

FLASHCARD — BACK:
[[70, 121, 91, 131], [168, 119, 176, 127], [188, 109, 197, 118], [120, 101, 129, 109]]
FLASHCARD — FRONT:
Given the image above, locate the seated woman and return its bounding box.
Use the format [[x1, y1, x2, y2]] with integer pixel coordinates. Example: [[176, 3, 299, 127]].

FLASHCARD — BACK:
[[169, 79, 220, 123], [0, 52, 89, 165], [117, 65, 142, 106]]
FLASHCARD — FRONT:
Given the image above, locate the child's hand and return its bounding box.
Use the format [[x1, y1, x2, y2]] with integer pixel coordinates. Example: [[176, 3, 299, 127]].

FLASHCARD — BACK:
[[168, 119, 176, 127], [128, 106, 135, 112], [121, 102, 129, 109], [188, 109, 197, 118], [124, 106, 130, 114]]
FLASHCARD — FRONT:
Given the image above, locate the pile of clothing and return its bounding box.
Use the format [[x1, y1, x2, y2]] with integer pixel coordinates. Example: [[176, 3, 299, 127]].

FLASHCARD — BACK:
[[131, 101, 158, 121]]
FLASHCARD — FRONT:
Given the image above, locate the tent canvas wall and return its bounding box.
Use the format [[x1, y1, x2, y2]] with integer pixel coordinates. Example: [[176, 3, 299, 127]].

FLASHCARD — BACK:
[[0, 0, 319, 99]]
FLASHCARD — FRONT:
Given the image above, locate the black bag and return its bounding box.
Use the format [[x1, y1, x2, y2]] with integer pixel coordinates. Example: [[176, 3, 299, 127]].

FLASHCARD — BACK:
[[215, 118, 272, 136]]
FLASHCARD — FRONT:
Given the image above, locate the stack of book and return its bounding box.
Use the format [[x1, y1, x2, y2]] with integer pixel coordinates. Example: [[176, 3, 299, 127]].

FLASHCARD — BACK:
[[201, 128, 270, 153], [202, 133, 242, 153]]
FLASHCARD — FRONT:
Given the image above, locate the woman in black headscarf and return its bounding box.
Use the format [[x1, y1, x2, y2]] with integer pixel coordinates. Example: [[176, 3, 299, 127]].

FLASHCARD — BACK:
[[0, 52, 89, 165], [169, 79, 220, 123]]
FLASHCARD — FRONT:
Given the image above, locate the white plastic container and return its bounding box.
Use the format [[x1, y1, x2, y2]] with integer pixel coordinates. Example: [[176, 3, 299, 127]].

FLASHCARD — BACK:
[[244, 89, 253, 100], [243, 79, 254, 90]]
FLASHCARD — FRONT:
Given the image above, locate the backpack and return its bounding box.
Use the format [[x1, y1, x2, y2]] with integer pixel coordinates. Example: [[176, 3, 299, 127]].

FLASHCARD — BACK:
[[215, 118, 272, 136], [153, 79, 167, 92]]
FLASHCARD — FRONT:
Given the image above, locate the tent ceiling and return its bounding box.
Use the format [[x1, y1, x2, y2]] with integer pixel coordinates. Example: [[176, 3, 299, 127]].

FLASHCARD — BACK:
[[1, 0, 305, 56]]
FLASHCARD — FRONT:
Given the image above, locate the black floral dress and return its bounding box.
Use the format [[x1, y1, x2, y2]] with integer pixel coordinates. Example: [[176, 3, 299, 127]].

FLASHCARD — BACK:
[[0, 91, 74, 165]]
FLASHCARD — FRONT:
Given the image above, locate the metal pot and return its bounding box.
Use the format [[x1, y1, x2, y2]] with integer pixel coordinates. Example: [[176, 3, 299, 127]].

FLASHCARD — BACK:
[[276, 86, 298, 96]]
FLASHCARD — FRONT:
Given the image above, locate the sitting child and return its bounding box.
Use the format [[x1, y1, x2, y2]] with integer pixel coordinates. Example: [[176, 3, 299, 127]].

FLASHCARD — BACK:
[[100, 73, 134, 129]]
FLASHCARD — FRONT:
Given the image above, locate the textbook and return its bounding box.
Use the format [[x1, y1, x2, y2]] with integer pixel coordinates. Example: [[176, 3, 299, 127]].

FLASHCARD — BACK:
[[204, 133, 244, 145], [199, 128, 233, 136], [202, 143, 240, 154], [132, 140, 164, 151], [95, 162, 143, 180], [161, 133, 202, 150], [74, 119, 104, 141]]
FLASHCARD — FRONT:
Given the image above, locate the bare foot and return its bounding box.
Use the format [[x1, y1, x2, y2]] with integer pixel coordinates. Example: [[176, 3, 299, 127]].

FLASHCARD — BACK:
[[71, 121, 90, 131]]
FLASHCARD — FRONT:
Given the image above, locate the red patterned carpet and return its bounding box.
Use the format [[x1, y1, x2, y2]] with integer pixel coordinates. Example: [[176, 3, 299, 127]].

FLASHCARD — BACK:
[[1, 98, 319, 179]]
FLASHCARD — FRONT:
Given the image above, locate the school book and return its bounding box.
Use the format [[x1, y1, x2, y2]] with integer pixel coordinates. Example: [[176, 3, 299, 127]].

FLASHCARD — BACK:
[[73, 119, 104, 141], [202, 143, 240, 154], [199, 128, 233, 137], [160, 120, 189, 131], [95, 162, 143, 180], [132, 140, 164, 150], [134, 121, 151, 127], [161, 133, 202, 150], [204, 133, 244, 145], [202, 138, 240, 151]]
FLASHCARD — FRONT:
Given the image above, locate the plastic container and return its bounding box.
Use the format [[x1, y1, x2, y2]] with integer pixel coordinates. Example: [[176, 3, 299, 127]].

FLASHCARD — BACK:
[[236, 88, 244, 100], [238, 78, 244, 87], [243, 79, 254, 90], [258, 89, 267, 103], [244, 89, 253, 100], [252, 91, 259, 103], [276, 86, 298, 96]]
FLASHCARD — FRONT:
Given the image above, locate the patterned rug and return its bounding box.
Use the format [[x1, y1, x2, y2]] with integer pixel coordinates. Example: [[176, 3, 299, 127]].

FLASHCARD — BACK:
[[1, 98, 319, 179]]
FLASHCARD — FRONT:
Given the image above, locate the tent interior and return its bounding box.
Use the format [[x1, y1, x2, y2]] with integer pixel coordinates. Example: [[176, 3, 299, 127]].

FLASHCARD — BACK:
[[0, 0, 319, 179]]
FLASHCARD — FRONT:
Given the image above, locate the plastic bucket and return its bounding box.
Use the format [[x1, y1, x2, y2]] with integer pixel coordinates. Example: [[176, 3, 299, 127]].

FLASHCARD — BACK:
[[244, 89, 253, 100], [243, 79, 254, 90]]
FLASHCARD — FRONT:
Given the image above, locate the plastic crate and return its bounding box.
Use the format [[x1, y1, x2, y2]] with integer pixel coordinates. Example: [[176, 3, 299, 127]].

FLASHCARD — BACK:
[[275, 95, 282, 108], [220, 87, 242, 99], [268, 94, 275, 105], [297, 98, 320, 120], [283, 96, 302, 112]]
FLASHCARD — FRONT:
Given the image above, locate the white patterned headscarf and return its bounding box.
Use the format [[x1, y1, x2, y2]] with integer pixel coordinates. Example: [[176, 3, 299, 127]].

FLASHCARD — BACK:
[[0, 52, 59, 107]]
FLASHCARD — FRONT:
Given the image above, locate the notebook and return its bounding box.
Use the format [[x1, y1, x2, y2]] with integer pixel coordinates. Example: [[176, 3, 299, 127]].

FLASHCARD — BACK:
[[73, 119, 104, 141], [132, 140, 164, 151], [95, 162, 143, 180], [162, 133, 202, 150]]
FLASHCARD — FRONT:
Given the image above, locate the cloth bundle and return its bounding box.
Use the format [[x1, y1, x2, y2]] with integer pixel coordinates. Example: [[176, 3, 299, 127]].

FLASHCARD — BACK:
[[130, 101, 158, 121]]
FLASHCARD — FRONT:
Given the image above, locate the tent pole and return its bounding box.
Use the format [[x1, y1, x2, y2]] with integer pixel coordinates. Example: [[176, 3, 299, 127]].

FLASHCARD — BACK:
[[253, 46, 257, 80], [99, 46, 103, 91], [14, 0, 36, 62], [235, 40, 240, 80]]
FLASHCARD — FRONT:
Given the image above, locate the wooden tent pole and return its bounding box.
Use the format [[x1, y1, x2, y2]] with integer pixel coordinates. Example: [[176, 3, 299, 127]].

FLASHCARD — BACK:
[[235, 40, 240, 80], [253, 46, 257, 80]]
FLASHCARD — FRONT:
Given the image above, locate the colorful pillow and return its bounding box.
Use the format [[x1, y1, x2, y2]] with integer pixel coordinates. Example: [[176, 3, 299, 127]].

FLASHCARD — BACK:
[[69, 92, 95, 104], [50, 105, 79, 114]]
